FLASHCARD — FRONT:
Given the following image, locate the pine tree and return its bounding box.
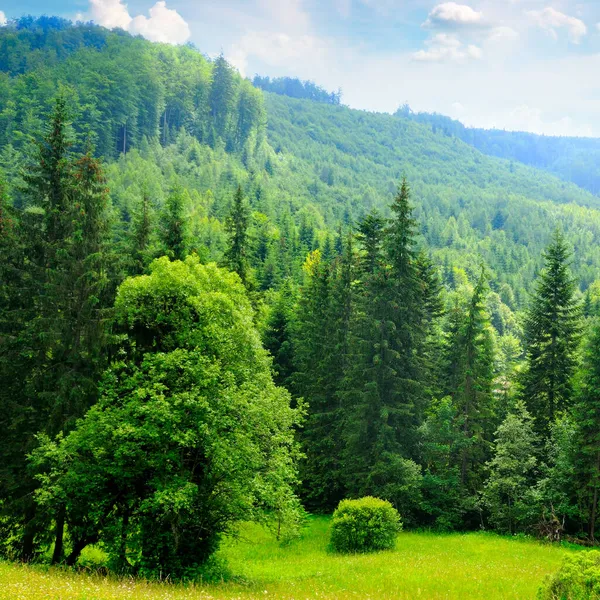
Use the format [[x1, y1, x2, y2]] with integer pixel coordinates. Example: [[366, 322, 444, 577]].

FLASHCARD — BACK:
[[342, 183, 427, 513], [521, 230, 582, 437], [0, 100, 111, 562], [573, 319, 600, 540], [482, 402, 538, 534], [263, 279, 297, 389], [293, 248, 347, 510], [129, 188, 154, 274], [442, 269, 495, 499], [224, 185, 251, 286], [160, 185, 189, 261]]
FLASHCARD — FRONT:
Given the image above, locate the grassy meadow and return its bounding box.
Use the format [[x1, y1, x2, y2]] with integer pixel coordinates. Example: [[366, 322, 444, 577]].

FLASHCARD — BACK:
[[0, 516, 582, 600]]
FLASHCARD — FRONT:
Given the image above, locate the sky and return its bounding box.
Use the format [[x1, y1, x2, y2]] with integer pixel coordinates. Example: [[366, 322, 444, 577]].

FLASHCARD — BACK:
[[2, 0, 599, 137]]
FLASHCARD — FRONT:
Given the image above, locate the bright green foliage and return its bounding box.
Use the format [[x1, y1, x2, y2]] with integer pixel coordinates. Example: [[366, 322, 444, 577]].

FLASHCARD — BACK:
[[30, 256, 303, 579], [521, 230, 582, 437], [329, 497, 401, 553], [482, 402, 538, 534], [538, 551, 600, 600], [532, 417, 582, 538]]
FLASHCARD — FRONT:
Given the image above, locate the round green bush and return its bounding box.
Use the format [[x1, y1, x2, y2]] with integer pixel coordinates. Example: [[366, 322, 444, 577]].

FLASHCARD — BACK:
[[329, 496, 402, 553], [538, 551, 600, 600]]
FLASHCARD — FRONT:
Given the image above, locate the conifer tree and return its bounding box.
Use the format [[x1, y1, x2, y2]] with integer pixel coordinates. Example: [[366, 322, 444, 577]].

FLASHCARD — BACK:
[[482, 402, 538, 534], [293, 249, 347, 510], [263, 279, 297, 389], [442, 269, 495, 499], [129, 188, 154, 274], [573, 319, 600, 540], [160, 185, 189, 261], [521, 230, 582, 437], [0, 100, 111, 562], [224, 185, 251, 286], [342, 184, 426, 511]]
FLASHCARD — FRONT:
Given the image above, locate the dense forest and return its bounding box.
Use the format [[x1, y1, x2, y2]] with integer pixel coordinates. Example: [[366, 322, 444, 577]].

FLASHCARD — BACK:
[[2, 17, 600, 580], [394, 104, 600, 196]]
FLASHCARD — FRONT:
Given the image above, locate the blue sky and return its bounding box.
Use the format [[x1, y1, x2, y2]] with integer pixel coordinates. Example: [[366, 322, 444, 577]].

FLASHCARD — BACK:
[[2, 0, 599, 137]]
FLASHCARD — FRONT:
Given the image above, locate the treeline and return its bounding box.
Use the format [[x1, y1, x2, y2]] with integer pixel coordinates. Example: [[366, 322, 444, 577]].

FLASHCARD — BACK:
[[252, 75, 341, 105], [270, 183, 600, 541], [0, 100, 302, 575], [394, 104, 600, 196], [3, 97, 600, 582], [0, 18, 266, 159]]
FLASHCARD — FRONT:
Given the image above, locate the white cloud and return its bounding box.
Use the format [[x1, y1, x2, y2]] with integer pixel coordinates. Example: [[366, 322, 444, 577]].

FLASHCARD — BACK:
[[413, 33, 482, 62], [527, 7, 587, 44], [89, 0, 131, 29], [0, 10, 7, 26], [503, 104, 593, 137], [424, 2, 484, 28], [229, 31, 329, 77], [88, 0, 190, 44], [129, 1, 190, 44], [487, 26, 519, 43]]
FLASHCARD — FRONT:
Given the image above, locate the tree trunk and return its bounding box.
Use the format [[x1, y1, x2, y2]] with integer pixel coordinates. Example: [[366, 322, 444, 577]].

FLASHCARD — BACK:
[[51, 506, 65, 565], [21, 503, 36, 562], [66, 534, 97, 567]]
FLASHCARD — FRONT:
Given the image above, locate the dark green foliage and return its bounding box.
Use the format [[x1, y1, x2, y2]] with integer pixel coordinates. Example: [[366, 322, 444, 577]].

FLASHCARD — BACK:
[[224, 185, 251, 285], [521, 230, 582, 437], [0, 98, 110, 562], [572, 320, 600, 540], [329, 497, 401, 553], [538, 551, 600, 600], [442, 269, 495, 503], [160, 185, 189, 261]]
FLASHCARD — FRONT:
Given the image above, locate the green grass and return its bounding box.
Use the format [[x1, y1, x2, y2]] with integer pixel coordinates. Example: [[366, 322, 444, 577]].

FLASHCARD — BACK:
[[0, 517, 582, 599]]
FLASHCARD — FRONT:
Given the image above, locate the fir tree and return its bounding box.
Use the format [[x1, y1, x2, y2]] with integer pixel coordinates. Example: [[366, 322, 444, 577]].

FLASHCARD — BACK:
[[482, 402, 538, 534], [573, 319, 600, 540], [442, 269, 495, 500], [224, 185, 251, 286], [521, 230, 582, 437], [160, 185, 189, 261]]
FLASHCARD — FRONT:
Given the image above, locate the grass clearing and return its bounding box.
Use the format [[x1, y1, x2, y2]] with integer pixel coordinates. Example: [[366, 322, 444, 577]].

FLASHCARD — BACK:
[[0, 516, 582, 599]]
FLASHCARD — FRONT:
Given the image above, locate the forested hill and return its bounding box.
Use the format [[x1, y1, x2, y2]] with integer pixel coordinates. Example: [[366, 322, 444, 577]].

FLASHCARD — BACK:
[[394, 107, 600, 196], [265, 92, 600, 297], [3, 18, 600, 302]]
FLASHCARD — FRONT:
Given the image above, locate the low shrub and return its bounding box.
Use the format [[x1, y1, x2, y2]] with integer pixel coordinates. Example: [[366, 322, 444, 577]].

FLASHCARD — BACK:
[[329, 497, 401, 553], [538, 550, 600, 599]]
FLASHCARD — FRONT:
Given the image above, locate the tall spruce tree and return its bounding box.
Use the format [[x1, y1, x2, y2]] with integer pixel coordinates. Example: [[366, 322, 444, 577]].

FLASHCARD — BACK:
[[0, 99, 110, 562], [521, 230, 582, 437], [160, 185, 189, 261], [442, 269, 495, 503], [342, 183, 426, 513], [224, 185, 251, 286], [573, 319, 600, 540], [293, 248, 349, 510]]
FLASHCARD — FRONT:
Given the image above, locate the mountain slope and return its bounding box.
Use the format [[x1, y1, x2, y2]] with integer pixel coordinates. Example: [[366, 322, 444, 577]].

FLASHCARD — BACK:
[[2, 19, 600, 304]]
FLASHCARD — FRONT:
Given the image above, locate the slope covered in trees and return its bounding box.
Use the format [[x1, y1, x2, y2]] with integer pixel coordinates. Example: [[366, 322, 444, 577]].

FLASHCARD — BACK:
[[395, 106, 600, 196], [4, 17, 600, 580]]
